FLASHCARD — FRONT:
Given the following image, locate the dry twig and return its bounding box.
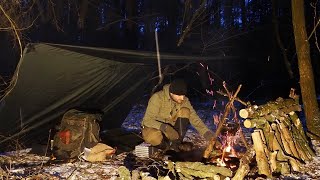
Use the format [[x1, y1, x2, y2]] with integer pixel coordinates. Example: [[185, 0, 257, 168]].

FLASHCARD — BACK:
[[310, 1, 320, 52]]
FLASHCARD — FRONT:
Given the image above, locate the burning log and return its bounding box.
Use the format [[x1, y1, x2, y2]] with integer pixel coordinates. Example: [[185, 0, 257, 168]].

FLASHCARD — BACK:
[[232, 146, 255, 180]]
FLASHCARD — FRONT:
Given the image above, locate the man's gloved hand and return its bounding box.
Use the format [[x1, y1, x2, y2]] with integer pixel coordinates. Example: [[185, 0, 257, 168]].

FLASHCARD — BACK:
[[160, 124, 179, 140]]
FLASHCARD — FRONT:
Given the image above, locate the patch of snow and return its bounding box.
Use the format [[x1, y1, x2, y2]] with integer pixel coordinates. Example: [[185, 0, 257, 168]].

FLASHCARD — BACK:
[[2, 100, 320, 179]]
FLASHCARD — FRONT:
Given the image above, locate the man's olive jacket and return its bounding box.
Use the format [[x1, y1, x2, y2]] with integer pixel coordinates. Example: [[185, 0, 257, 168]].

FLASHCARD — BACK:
[[142, 84, 211, 137]]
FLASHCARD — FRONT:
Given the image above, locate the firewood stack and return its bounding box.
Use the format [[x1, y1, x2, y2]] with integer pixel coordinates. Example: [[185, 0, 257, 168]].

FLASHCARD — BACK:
[[233, 96, 315, 179]]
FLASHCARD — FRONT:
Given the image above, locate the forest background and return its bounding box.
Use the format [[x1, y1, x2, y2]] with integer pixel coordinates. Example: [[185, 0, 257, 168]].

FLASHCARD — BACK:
[[0, 0, 320, 136]]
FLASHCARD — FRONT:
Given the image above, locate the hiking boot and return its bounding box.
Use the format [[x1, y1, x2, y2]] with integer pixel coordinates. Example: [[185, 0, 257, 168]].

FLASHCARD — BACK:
[[149, 146, 164, 159], [167, 141, 194, 152], [155, 139, 171, 151]]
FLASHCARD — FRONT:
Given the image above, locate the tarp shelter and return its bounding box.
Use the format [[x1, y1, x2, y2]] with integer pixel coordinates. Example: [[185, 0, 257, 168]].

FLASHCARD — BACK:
[[0, 43, 234, 146]]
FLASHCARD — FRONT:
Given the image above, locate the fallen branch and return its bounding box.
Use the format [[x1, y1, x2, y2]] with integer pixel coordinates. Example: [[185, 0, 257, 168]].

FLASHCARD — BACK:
[[0, 4, 22, 58], [177, 1, 206, 46]]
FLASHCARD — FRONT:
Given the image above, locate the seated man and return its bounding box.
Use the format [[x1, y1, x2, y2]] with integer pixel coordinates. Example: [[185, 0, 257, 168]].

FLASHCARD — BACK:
[[141, 79, 215, 152]]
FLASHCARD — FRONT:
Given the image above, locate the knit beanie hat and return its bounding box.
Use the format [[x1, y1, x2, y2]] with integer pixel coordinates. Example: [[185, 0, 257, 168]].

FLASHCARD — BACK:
[[169, 79, 187, 95]]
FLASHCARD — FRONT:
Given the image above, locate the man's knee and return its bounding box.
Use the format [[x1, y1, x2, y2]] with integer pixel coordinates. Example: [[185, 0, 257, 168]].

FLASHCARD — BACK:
[[142, 127, 163, 146], [178, 107, 190, 118]]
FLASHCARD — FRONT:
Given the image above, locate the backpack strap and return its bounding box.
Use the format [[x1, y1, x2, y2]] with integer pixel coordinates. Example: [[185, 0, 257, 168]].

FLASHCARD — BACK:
[[88, 122, 99, 142]]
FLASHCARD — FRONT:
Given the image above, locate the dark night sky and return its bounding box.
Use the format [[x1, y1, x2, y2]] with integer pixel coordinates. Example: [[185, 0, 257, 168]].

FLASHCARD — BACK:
[[0, 0, 319, 99]]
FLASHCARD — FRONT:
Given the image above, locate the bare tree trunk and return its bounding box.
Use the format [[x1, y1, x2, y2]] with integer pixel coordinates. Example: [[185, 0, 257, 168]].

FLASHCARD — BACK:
[[291, 0, 320, 138], [54, 0, 64, 21], [78, 0, 88, 29], [177, 0, 206, 46], [240, 0, 246, 27], [224, 0, 233, 28], [213, 0, 221, 29], [104, 0, 122, 47], [125, 0, 138, 49], [35, 0, 47, 23], [125, 0, 136, 31], [271, 0, 293, 79], [144, 0, 154, 50], [165, 0, 178, 50]]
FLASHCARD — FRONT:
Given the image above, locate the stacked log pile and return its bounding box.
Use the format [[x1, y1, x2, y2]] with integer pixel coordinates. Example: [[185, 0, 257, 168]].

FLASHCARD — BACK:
[[233, 97, 315, 179]]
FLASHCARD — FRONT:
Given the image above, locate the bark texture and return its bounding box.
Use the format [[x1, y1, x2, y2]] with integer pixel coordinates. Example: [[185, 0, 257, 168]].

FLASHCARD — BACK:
[[291, 0, 320, 138]]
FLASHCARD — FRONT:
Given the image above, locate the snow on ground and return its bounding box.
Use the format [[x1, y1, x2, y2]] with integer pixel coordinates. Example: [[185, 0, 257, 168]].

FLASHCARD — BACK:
[[1, 100, 320, 179], [0, 150, 126, 179], [278, 140, 320, 180]]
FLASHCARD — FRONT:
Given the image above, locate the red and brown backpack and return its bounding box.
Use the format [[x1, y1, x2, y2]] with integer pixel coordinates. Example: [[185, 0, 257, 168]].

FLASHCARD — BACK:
[[53, 109, 102, 159]]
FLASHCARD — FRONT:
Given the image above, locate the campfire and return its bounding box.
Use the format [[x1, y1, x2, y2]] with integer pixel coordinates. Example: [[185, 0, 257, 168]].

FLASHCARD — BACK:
[[211, 122, 242, 171], [202, 85, 315, 179]]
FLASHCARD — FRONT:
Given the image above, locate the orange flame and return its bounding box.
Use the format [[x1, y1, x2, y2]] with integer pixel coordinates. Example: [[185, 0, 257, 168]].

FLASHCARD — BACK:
[[215, 134, 238, 167]]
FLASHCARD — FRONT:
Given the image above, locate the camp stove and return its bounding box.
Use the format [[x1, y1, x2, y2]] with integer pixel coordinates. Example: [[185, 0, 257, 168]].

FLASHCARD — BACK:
[[134, 142, 160, 158]]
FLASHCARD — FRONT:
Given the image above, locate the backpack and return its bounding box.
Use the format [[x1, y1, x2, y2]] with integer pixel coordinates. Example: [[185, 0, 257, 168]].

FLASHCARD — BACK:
[[53, 109, 102, 159]]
